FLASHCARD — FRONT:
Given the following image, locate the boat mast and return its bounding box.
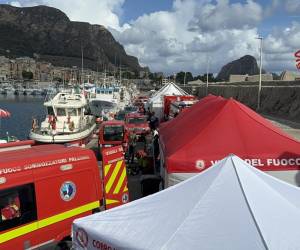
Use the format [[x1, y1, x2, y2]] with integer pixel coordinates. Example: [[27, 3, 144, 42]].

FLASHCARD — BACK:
[[119, 57, 122, 86], [104, 67, 106, 87], [114, 54, 117, 82], [81, 45, 84, 89]]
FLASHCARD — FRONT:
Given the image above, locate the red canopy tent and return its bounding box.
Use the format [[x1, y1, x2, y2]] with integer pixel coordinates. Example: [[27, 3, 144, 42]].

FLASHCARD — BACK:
[[159, 95, 300, 187]]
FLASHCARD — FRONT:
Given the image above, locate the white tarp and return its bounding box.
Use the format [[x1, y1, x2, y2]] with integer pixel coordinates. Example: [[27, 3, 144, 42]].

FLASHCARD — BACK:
[[72, 155, 300, 250], [147, 83, 188, 120]]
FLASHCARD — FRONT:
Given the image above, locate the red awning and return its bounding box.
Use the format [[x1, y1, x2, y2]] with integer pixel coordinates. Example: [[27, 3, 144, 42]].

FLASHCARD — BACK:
[[160, 95, 300, 173]]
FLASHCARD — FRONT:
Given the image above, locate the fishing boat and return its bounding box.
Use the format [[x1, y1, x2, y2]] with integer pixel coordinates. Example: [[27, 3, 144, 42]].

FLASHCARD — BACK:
[[88, 85, 120, 118], [2, 86, 15, 95], [29, 89, 96, 145]]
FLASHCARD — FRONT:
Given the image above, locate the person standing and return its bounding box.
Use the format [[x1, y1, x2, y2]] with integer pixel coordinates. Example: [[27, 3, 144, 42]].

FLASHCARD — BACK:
[[153, 129, 160, 173], [128, 132, 137, 164], [149, 112, 159, 130]]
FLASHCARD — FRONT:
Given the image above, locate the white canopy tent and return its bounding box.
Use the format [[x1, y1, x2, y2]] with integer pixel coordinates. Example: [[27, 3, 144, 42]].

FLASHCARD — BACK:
[[147, 82, 188, 120], [73, 155, 300, 250]]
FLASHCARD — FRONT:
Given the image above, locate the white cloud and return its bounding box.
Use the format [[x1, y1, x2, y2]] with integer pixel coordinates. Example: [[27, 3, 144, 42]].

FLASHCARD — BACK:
[[10, 1, 22, 7], [264, 0, 281, 17], [9, 0, 125, 30], [285, 0, 300, 13], [113, 0, 264, 74], [263, 22, 300, 72], [188, 0, 262, 32], [114, 0, 299, 75]]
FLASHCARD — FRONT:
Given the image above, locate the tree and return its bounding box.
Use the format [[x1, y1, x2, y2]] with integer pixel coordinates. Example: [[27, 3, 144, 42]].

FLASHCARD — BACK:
[[193, 73, 218, 82], [22, 70, 33, 80], [176, 71, 193, 85]]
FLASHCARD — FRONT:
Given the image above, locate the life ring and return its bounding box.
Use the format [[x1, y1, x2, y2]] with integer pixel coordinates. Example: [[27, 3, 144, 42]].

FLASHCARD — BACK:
[[295, 50, 300, 69], [51, 119, 56, 130], [31, 118, 38, 131], [69, 121, 75, 131]]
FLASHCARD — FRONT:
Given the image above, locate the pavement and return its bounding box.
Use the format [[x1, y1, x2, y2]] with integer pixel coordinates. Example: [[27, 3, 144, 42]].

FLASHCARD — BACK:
[[264, 115, 300, 141]]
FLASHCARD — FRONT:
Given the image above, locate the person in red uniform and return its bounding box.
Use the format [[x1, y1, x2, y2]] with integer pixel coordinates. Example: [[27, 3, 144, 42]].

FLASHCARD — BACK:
[[1, 195, 21, 221]]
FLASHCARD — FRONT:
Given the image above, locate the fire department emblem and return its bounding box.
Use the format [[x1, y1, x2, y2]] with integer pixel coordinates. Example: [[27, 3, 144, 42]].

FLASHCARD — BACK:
[[76, 228, 88, 248], [122, 193, 129, 203], [60, 181, 76, 201], [195, 160, 205, 170]]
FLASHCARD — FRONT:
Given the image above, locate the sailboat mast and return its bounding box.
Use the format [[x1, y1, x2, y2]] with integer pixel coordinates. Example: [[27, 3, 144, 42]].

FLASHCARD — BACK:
[[119, 58, 121, 86], [81, 46, 84, 85]]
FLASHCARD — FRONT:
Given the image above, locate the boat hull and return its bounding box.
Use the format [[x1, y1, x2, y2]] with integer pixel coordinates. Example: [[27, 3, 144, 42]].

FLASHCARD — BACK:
[[89, 99, 118, 116], [29, 124, 96, 145]]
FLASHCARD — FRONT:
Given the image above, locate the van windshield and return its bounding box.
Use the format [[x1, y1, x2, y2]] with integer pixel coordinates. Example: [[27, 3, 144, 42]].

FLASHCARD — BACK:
[[103, 125, 124, 141], [128, 117, 146, 124]]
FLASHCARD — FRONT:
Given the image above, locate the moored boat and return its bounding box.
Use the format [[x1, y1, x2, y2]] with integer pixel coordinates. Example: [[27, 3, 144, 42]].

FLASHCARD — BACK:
[[29, 89, 96, 145], [88, 85, 120, 118]]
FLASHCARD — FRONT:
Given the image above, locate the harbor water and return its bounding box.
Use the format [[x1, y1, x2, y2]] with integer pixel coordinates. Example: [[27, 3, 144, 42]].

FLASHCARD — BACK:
[[0, 95, 45, 140]]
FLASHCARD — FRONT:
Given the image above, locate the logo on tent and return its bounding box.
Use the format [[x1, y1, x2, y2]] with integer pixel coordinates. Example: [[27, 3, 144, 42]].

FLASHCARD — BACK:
[[195, 160, 205, 170], [76, 228, 89, 248]]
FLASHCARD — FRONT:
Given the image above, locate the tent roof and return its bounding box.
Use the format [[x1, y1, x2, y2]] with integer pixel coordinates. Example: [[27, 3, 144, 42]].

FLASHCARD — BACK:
[[159, 95, 300, 173], [149, 82, 188, 104], [73, 155, 300, 250]]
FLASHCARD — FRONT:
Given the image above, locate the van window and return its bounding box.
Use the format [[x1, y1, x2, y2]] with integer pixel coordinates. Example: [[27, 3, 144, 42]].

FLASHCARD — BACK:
[[0, 184, 37, 232], [128, 117, 147, 124], [103, 125, 124, 141]]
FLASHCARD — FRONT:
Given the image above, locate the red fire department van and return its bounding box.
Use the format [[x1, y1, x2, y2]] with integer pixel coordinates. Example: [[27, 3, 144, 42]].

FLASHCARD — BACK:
[[98, 120, 128, 151], [168, 99, 198, 119], [0, 140, 129, 249], [125, 113, 150, 136], [163, 95, 197, 120]]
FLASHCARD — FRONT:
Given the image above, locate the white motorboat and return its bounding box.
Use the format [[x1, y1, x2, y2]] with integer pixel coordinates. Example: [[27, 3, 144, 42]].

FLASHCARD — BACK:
[[2, 86, 15, 95], [88, 85, 120, 118], [29, 89, 96, 145]]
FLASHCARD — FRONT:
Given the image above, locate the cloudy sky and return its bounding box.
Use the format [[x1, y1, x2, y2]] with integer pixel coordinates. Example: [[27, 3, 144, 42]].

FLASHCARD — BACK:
[[2, 0, 300, 75]]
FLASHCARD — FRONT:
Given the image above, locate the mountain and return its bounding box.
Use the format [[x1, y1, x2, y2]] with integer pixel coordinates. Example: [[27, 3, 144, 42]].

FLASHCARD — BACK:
[[0, 4, 145, 72], [217, 55, 260, 81]]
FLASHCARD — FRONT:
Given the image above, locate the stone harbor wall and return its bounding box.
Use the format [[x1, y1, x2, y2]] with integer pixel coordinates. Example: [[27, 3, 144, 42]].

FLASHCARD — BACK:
[[181, 82, 300, 122]]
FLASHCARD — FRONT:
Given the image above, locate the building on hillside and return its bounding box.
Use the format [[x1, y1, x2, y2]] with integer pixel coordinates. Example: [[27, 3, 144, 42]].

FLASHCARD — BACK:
[[36, 62, 52, 81], [0, 74, 6, 81], [16, 57, 37, 79], [0, 56, 10, 80], [139, 70, 149, 78]]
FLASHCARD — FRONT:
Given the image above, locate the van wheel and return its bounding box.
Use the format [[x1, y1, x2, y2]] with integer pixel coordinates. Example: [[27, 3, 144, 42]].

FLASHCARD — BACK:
[[55, 240, 71, 250]]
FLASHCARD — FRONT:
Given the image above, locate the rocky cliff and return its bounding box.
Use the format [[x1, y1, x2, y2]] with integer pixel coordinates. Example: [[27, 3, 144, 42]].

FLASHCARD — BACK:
[[0, 4, 144, 72], [217, 55, 260, 81]]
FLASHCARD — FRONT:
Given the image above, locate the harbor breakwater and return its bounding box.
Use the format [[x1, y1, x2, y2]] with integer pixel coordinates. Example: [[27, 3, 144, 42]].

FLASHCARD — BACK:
[[182, 82, 300, 122]]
